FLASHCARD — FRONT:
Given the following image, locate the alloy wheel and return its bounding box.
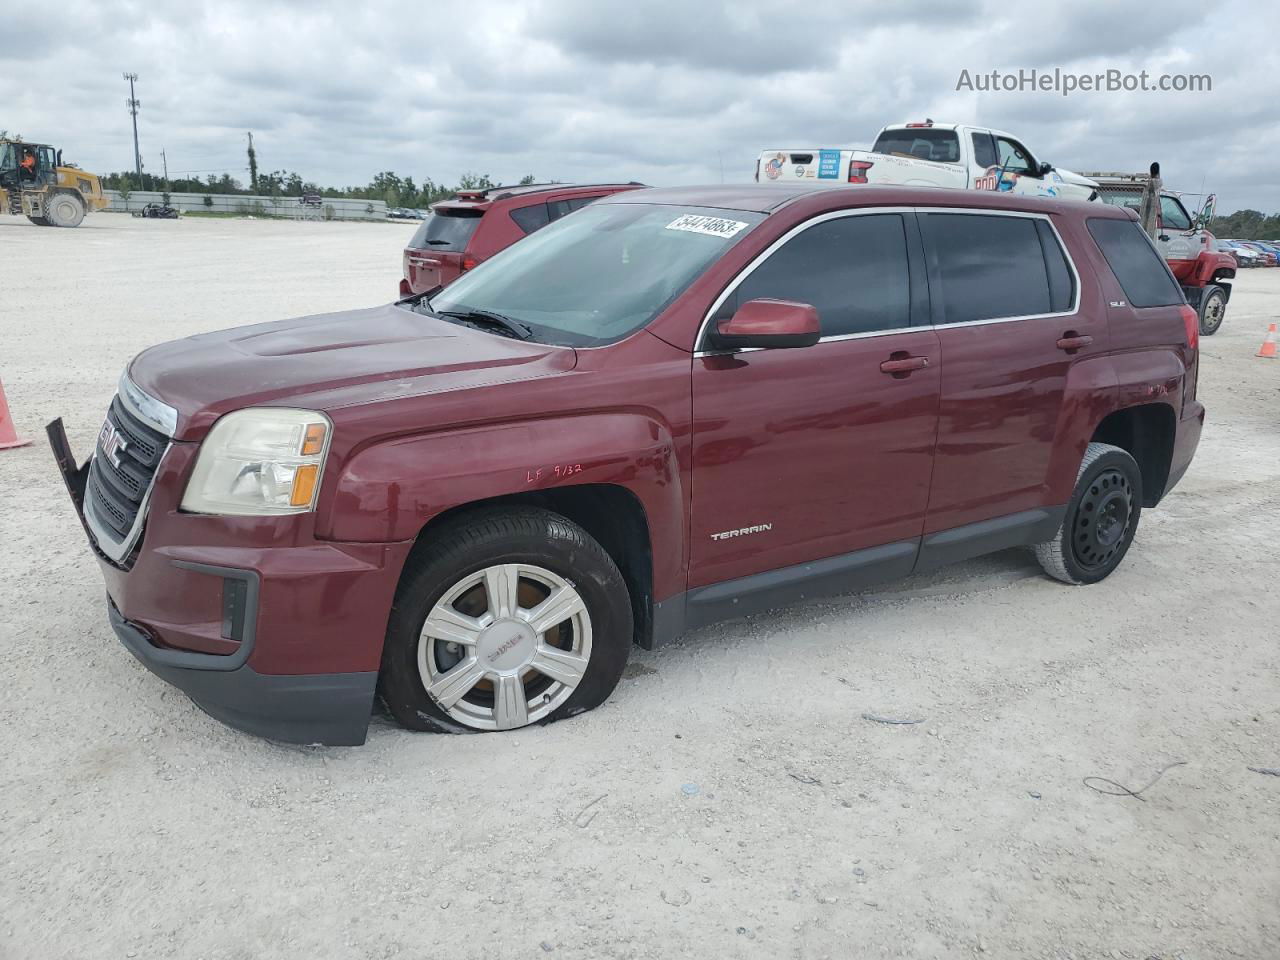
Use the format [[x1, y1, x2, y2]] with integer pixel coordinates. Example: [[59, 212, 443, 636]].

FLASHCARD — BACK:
[[417, 563, 592, 730]]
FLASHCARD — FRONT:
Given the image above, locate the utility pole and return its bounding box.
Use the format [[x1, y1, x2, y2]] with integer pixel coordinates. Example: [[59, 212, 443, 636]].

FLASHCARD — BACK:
[[161, 148, 169, 182], [123, 72, 142, 187], [246, 131, 258, 193]]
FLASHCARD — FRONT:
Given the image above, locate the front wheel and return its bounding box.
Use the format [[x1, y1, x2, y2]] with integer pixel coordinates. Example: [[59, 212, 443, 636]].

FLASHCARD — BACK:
[[47, 191, 85, 227], [1035, 442, 1142, 585], [379, 508, 632, 733], [1198, 284, 1226, 337]]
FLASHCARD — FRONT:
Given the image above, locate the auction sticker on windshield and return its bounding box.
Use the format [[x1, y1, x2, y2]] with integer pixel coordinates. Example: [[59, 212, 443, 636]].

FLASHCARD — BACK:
[[665, 214, 750, 239]]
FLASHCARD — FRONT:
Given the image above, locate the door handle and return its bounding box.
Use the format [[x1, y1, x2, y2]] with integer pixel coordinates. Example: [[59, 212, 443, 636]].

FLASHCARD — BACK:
[[408, 257, 441, 267], [1055, 334, 1094, 352], [879, 355, 930, 375]]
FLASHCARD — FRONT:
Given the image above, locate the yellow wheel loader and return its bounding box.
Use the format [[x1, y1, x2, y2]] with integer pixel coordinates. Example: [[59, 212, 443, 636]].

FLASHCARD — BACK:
[[0, 138, 108, 227]]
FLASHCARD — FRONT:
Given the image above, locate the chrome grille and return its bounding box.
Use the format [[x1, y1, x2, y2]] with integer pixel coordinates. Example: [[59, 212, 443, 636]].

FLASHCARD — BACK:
[[84, 386, 173, 565]]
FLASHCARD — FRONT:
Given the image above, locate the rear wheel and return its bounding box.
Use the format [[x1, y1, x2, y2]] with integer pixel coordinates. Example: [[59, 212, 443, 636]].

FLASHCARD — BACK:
[[379, 508, 632, 733], [1035, 442, 1142, 585], [47, 191, 85, 228], [1198, 284, 1226, 337]]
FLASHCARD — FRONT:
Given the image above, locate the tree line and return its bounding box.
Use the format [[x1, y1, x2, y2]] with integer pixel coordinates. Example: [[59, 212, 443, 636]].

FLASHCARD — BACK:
[[98, 169, 542, 210], [1207, 209, 1280, 241]]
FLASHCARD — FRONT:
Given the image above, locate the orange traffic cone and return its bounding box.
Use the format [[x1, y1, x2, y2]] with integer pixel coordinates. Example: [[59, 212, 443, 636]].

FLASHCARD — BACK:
[[1259, 323, 1279, 359], [0, 378, 31, 450]]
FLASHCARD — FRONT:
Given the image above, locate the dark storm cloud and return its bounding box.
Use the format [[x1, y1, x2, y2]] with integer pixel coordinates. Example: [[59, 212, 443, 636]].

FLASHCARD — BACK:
[[1, 0, 1277, 213]]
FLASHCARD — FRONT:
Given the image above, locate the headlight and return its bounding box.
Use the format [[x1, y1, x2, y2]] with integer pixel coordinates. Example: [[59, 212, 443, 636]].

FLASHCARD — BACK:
[[181, 408, 332, 516]]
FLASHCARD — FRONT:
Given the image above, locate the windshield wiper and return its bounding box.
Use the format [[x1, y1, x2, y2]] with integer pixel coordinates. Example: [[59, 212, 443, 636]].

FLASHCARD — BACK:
[[438, 308, 534, 341], [422, 239, 453, 245]]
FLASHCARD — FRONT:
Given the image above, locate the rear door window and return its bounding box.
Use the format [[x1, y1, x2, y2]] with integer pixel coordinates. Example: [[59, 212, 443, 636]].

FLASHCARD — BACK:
[[970, 132, 997, 168], [1087, 218, 1184, 307], [723, 214, 911, 337], [1036, 220, 1075, 313], [921, 213, 1056, 323], [409, 209, 483, 251]]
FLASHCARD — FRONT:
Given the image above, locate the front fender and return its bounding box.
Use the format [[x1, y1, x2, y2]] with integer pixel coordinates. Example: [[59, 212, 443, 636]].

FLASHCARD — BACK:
[[316, 412, 686, 585]]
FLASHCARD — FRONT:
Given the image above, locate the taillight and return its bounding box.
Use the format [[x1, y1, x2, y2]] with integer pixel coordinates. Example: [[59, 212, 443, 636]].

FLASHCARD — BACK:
[[848, 161, 873, 184], [1180, 304, 1198, 351], [461, 254, 478, 271]]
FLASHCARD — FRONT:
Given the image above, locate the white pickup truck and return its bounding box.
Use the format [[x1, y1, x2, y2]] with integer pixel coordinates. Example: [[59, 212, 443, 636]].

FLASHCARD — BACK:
[[756, 121, 1099, 202]]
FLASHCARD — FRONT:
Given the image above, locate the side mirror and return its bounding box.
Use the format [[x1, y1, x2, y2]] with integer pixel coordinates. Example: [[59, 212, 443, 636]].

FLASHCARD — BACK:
[[1197, 193, 1217, 229], [1037, 161, 1054, 176], [714, 299, 821, 350]]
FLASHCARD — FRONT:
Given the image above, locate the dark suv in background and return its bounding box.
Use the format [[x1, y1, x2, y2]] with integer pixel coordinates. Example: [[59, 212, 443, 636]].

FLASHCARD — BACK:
[[399, 182, 646, 296]]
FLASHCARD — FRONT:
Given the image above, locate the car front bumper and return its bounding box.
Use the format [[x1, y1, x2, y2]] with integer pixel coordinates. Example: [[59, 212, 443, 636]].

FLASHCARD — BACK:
[[49, 418, 412, 746], [109, 597, 378, 745]]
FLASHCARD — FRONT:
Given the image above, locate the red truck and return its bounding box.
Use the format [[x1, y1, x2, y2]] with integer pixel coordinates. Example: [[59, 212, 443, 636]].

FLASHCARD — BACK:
[[49, 184, 1203, 745], [1085, 168, 1236, 336]]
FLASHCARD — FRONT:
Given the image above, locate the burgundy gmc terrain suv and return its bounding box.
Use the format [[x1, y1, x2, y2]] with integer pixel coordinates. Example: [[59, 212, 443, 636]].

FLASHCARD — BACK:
[[49, 184, 1204, 745]]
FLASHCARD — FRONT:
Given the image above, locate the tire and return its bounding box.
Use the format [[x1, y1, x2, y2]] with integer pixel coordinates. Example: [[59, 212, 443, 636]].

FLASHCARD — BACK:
[[46, 191, 85, 228], [1198, 284, 1226, 337], [26, 215, 50, 226], [1034, 442, 1142, 585], [379, 507, 632, 734]]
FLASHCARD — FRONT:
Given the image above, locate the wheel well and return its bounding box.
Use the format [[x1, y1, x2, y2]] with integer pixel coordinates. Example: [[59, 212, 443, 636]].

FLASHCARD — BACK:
[[1091, 404, 1175, 507], [409, 484, 654, 647]]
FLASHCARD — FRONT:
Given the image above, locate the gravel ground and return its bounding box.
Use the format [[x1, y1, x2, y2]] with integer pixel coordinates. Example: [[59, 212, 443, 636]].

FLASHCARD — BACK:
[[2, 213, 1278, 960]]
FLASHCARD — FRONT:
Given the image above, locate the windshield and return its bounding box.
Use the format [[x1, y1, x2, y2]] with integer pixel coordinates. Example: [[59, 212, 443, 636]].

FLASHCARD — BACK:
[[872, 128, 961, 164], [423, 203, 765, 346], [408, 208, 483, 251]]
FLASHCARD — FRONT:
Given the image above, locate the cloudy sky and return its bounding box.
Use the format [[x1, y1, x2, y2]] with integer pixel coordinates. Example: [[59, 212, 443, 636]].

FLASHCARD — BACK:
[[6, 0, 1279, 213]]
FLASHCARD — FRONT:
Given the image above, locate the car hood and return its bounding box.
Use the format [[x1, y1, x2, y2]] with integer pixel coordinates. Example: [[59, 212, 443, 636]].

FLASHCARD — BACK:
[[129, 302, 578, 441], [1052, 167, 1099, 191]]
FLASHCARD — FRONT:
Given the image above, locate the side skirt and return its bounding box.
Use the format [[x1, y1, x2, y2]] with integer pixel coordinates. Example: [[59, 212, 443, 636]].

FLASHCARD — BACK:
[[648, 505, 1068, 648], [914, 506, 1066, 574], [649, 540, 918, 648]]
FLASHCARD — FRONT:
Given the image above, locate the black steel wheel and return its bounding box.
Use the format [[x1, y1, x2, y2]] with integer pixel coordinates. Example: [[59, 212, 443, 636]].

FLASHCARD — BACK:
[[1035, 442, 1143, 585]]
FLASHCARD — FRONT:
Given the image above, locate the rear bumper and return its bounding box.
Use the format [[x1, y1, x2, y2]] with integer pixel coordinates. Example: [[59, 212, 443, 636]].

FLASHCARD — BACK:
[[110, 598, 377, 745], [1166, 400, 1205, 496]]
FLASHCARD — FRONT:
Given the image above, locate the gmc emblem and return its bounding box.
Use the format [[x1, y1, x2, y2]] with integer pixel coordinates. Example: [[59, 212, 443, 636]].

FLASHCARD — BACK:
[[98, 420, 127, 469]]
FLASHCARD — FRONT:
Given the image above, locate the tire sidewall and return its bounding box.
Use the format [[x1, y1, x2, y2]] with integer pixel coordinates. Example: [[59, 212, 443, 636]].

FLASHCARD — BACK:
[[380, 511, 632, 734], [1060, 449, 1143, 585], [50, 192, 85, 227]]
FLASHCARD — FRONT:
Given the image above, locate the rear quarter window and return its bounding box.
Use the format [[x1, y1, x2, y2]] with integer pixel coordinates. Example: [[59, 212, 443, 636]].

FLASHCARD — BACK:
[[409, 209, 483, 251], [510, 203, 550, 234], [1087, 218, 1184, 307]]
